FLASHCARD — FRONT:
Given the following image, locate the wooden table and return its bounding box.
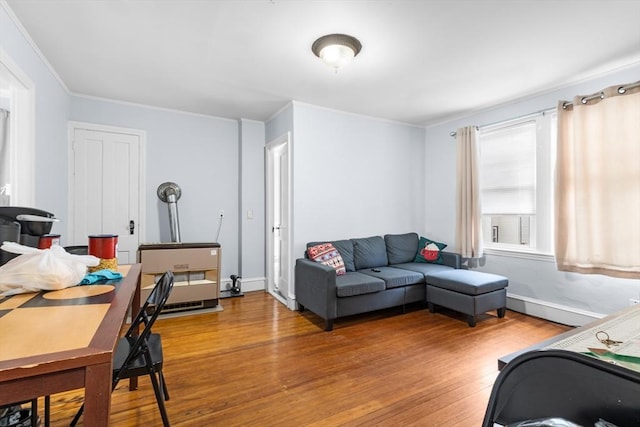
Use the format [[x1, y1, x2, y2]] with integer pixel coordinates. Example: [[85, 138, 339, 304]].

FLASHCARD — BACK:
[[0, 263, 141, 426], [498, 303, 640, 370]]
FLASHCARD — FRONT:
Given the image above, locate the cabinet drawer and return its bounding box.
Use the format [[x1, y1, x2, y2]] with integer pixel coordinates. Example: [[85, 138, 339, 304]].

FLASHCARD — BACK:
[[139, 247, 220, 273], [142, 274, 219, 304]]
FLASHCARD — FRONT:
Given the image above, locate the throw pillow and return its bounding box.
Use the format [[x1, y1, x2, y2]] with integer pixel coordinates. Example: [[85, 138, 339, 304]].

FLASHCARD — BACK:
[[414, 236, 447, 264], [307, 240, 356, 272], [307, 243, 347, 275]]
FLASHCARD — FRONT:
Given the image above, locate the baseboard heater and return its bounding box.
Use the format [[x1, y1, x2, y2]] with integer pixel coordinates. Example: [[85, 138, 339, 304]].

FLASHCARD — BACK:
[[162, 299, 219, 313], [138, 242, 221, 314]]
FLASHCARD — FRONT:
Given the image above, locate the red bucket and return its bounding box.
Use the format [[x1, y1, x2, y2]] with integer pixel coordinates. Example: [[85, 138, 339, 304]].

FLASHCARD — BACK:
[[88, 234, 118, 259], [38, 234, 61, 249]]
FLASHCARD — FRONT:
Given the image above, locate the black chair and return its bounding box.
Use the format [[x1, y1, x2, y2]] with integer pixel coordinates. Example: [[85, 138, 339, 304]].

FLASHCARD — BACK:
[[483, 349, 640, 426], [63, 245, 89, 255], [70, 271, 175, 427], [0, 398, 44, 427]]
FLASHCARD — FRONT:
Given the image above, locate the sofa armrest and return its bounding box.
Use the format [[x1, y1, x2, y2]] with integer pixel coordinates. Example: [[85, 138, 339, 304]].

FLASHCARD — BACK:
[[294, 258, 338, 324], [441, 251, 461, 269]]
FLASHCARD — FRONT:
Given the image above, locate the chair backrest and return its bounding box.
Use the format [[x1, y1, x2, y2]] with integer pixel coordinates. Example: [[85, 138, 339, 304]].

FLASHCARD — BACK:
[[116, 271, 174, 378], [482, 349, 640, 427], [64, 245, 89, 255], [140, 270, 174, 325]]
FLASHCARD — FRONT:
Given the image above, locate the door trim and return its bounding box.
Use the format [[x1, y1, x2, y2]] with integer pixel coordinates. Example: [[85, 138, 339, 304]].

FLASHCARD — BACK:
[[265, 132, 294, 309], [67, 121, 147, 244]]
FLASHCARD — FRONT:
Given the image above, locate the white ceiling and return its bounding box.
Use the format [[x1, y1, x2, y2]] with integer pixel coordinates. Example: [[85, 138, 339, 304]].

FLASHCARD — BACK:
[[5, 0, 640, 126]]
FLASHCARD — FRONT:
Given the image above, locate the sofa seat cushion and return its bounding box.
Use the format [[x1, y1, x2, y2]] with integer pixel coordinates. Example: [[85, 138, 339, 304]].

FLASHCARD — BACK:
[[359, 266, 424, 289], [391, 262, 454, 278], [336, 272, 386, 297], [427, 269, 508, 295], [352, 236, 389, 270]]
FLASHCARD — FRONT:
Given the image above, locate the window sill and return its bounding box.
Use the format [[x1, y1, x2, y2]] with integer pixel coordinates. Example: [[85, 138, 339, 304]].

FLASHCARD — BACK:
[[483, 247, 555, 263]]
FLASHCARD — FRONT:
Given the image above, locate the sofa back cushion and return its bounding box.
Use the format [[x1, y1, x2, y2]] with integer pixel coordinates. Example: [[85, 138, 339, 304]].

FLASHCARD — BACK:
[[307, 239, 356, 272], [352, 236, 388, 270], [384, 233, 419, 264]]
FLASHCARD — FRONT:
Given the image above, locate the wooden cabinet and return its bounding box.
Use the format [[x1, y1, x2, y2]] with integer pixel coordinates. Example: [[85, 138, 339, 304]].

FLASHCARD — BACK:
[[137, 242, 221, 312]]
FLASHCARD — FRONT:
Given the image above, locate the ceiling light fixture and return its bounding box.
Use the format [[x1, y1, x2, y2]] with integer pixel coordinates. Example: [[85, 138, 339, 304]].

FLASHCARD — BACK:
[[312, 34, 362, 70]]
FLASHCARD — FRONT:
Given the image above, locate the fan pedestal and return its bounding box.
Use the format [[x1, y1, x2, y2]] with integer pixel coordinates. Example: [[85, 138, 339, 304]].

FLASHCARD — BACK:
[[220, 274, 244, 299]]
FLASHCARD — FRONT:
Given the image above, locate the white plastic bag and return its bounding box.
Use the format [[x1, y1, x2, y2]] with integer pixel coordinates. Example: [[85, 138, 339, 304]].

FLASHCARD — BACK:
[[0, 242, 100, 296]]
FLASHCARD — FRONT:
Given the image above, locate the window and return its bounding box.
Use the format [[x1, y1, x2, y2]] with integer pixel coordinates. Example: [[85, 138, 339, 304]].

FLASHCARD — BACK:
[[479, 111, 556, 254]]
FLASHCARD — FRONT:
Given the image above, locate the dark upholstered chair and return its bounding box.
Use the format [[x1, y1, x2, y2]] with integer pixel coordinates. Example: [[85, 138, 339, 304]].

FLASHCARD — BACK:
[[483, 349, 640, 426]]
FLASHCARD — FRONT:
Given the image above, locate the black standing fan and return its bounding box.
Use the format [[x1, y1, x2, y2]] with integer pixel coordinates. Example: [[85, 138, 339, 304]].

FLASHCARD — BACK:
[[221, 274, 244, 298]]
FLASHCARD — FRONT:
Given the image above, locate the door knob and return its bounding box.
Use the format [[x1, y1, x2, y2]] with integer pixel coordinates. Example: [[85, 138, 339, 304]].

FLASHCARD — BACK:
[[129, 220, 135, 235]]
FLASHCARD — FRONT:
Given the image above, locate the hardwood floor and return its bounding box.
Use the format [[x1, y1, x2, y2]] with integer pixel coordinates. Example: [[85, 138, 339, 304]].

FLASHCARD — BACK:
[[42, 291, 570, 426]]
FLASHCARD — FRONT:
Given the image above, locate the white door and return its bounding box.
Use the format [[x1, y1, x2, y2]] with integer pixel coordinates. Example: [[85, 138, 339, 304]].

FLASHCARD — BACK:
[[69, 124, 143, 264], [266, 133, 293, 308]]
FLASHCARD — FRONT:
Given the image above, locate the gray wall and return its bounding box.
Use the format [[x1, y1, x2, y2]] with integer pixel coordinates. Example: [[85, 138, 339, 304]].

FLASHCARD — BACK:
[[425, 63, 640, 324]]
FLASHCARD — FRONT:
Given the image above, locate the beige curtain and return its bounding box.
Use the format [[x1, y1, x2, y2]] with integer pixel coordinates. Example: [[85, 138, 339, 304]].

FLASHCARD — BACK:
[[455, 125, 483, 258], [556, 82, 640, 278]]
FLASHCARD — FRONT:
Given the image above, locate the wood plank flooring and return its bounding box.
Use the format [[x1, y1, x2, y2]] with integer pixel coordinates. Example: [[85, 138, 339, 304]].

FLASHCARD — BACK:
[[41, 291, 570, 426]]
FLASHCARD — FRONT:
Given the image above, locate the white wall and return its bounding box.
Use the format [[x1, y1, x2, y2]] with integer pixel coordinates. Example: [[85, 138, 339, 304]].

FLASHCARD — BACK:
[[69, 96, 240, 280], [265, 102, 293, 143], [425, 62, 640, 325], [239, 119, 266, 282], [1, 3, 267, 287], [7, 0, 638, 318], [289, 102, 426, 261]]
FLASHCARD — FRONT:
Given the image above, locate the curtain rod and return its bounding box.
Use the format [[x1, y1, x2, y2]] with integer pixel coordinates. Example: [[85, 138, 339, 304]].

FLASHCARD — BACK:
[[450, 80, 640, 137], [561, 80, 640, 109], [449, 107, 554, 138]]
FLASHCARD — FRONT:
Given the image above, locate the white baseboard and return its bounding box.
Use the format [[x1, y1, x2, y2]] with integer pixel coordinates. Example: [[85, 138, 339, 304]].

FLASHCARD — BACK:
[[507, 293, 604, 327], [219, 276, 266, 293]]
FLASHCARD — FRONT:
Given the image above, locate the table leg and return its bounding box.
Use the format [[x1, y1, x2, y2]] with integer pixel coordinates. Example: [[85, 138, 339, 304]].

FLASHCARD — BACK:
[[83, 362, 112, 427]]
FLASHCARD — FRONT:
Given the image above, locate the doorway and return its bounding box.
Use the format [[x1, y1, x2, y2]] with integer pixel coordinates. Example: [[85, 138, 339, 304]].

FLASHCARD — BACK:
[[68, 122, 145, 264], [0, 48, 35, 207], [265, 132, 294, 309]]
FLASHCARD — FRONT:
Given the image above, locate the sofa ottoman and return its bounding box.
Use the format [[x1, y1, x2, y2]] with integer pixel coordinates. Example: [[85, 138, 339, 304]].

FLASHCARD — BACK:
[[426, 269, 508, 327]]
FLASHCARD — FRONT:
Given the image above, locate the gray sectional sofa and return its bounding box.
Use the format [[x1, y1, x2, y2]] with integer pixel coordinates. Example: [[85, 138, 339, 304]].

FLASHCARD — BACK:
[[295, 233, 462, 331]]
